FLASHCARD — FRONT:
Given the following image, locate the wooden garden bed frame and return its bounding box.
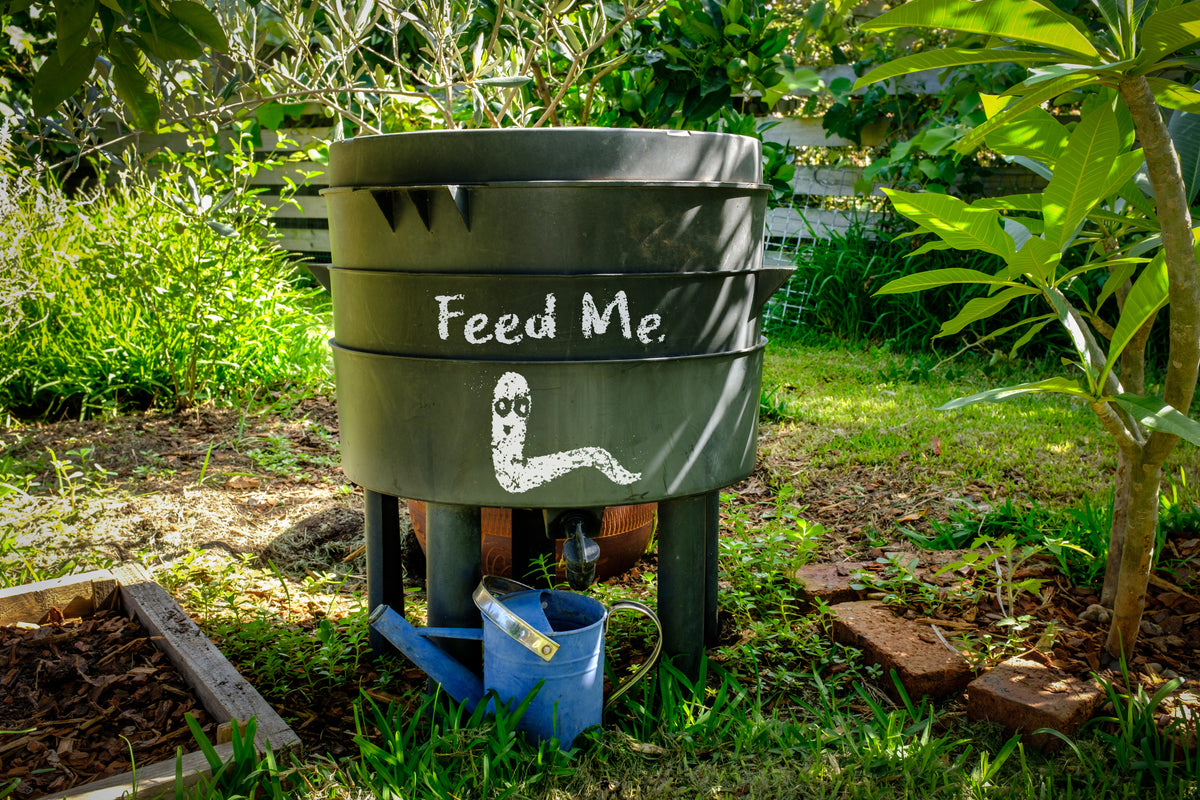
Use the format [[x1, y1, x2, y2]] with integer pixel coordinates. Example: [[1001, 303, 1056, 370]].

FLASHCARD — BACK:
[[0, 564, 299, 800]]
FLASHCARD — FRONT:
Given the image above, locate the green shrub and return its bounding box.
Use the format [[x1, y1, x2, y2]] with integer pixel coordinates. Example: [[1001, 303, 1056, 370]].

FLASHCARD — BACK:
[[0, 126, 331, 419], [765, 222, 1073, 356]]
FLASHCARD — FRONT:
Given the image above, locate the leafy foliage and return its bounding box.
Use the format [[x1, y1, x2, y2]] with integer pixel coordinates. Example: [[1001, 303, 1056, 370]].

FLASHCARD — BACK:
[[0, 124, 330, 417], [764, 222, 1071, 354], [858, 0, 1200, 661]]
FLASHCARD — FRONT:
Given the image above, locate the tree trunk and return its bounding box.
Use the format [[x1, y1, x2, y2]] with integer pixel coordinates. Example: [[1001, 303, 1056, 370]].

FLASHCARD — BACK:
[[1103, 77, 1200, 660], [1104, 456, 1162, 659], [1100, 449, 1132, 606]]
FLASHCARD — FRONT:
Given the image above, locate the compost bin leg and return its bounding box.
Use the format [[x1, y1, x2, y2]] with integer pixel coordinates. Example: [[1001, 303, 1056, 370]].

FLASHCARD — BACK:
[[366, 491, 404, 653], [657, 494, 710, 681], [705, 489, 720, 647], [425, 502, 484, 671], [510, 508, 556, 588]]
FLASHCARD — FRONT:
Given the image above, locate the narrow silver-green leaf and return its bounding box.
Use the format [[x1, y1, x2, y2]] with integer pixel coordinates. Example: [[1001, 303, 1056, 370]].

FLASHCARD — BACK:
[[939, 376, 1093, 410], [883, 188, 1016, 258], [1100, 252, 1168, 387], [875, 267, 1015, 295], [1112, 394, 1200, 445], [861, 0, 1100, 60]]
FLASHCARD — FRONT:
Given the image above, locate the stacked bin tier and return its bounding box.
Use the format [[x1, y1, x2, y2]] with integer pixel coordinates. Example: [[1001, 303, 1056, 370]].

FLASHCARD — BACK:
[[323, 128, 779, 509]]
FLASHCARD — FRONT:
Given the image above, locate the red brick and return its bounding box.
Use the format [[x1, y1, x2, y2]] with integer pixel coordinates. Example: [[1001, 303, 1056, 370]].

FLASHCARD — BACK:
[[830, 601, 973, 700], [791, 562, 873, 606], [967, 656, 1104, 749]]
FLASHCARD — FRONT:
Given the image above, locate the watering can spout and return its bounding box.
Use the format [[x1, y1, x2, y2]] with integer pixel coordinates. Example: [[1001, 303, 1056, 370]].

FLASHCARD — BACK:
[[368, 605, 485, 709]]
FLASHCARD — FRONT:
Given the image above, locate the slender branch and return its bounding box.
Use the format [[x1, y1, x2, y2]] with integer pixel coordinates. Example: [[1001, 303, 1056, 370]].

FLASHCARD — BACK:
[[581, 57, 628, 125], [1091, 399, 1143, 456], [531, 0, 666, 128]]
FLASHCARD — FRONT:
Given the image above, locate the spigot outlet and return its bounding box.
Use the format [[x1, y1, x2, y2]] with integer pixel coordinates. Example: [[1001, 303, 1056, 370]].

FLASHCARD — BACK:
[[561, 514, 600, 591]]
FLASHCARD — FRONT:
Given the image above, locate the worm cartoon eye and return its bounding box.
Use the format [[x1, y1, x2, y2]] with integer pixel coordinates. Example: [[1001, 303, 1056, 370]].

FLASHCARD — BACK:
[[513, 396, 530, 417], [495, 397, 512, 416]]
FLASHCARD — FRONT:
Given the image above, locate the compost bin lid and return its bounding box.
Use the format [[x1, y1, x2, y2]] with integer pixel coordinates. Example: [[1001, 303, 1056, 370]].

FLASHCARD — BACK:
[[328, 127, 761, 186]]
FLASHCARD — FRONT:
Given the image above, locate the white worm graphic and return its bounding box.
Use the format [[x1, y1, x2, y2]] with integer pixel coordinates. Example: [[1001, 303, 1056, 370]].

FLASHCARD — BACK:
[[491, 371, 641, 493]]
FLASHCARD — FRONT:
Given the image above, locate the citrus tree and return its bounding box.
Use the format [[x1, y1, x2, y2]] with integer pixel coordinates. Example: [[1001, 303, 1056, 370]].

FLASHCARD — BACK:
[[856, 0, 1200, 660]]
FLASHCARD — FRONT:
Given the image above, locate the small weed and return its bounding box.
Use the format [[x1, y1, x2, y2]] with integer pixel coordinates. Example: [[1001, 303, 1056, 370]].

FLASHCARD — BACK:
[[182, 715, 299, 800], [906, 496, 1111, 589], [759, 383, 796, 422], [1047, 660, 1200, 789], [350, 688, 575, 799]]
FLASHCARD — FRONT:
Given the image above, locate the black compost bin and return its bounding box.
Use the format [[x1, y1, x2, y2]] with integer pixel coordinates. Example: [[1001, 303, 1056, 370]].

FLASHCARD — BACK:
[[322, 128, 789, 673]]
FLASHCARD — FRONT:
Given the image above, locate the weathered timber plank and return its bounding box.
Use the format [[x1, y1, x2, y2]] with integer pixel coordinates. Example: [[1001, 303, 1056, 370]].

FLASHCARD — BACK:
[[41, 744, 234, 800], [274, 227, 331, 253], [0, 570, 119, 626], [110, 563, 300, 755]]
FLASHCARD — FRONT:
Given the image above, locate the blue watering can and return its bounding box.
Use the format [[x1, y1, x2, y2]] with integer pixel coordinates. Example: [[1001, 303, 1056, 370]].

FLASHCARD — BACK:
[[368, 576, 663, 749]]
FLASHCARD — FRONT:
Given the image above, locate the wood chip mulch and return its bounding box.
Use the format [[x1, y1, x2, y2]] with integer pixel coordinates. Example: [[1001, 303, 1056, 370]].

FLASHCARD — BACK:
[[0, 609, 217, 799]]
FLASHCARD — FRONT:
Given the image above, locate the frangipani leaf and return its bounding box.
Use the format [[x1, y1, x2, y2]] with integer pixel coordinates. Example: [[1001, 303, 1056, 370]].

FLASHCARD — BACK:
[[939, 376, 1093, 410], [936, 286, 1039, 338], [861, 0, 1100, 60], [1044, 100, 1119, 249], [853, 47, 1060, 92], [1009, 234, 1061, 285], [1112, 394, 1200, 446], [958, 73, 1096, 154], [982, 103, 1069, 164], [1146, 77, 1200, 113], [875, 267, 1015, 295], [908, 239, 957, 257], [883, 188, 1016, 258], [973, 194, 1043, 212], [1045, 286, 1102, 383], [1100, 251, 1168, 388], [1141, 1, 1200, 63], [1168, 86, 1200, 204]]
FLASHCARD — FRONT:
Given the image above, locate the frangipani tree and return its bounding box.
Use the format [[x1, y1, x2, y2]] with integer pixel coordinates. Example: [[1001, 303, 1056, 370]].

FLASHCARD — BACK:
[[855, 0, 1200, 660]]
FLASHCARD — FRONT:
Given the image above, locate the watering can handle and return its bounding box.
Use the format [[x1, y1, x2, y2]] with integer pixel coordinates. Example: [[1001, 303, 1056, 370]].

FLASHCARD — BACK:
[[603, 600, 664, 712], [473, 576, 561, 662]]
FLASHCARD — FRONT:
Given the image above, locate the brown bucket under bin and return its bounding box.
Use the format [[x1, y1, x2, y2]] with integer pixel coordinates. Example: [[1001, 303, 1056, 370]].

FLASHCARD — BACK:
[[408, 501, 656, 581]]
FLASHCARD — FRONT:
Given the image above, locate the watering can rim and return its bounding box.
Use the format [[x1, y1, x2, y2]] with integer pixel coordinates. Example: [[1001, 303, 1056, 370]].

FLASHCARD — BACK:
[[474, 576, 561, 662]]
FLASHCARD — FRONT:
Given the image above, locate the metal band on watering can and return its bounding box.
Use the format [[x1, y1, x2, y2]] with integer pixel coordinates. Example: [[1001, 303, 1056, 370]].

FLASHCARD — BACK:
[[473, 576, 559, 662], [602, 600, 664, 711]]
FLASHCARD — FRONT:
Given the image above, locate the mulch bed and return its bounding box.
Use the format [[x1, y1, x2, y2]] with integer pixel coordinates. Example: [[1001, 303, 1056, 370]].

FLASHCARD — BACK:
[[0, 609, 217, 799]]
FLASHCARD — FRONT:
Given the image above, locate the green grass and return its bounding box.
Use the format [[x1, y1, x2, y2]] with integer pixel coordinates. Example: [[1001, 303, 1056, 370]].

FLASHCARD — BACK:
[[759, 337, 1191, 506]]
